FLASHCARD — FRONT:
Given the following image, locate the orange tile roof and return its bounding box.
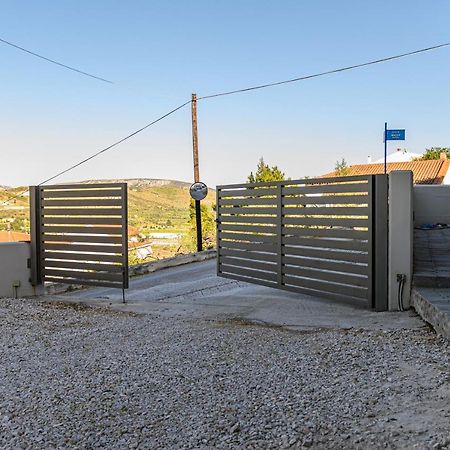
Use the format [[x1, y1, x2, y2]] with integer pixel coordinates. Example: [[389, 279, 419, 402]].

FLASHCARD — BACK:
[[0, 231, 30, 242], [323, 159, 450, 185]]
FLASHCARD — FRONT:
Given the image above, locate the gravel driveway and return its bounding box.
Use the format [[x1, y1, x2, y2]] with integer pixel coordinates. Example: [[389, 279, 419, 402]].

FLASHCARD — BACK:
[[0, 297, 449, 450]]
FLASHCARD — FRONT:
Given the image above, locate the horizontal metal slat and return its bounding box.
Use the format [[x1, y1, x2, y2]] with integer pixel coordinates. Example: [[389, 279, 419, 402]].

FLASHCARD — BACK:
[[218, 223, 276, 233], [218, 215, 278, 224], [43, 269, 123, 282], [282, 236, 368, 251], [219, 232, 277, 243], [43, 251, 123, 263], [42, 243, 123, 254], [219, 240, 277, 252], [280, 283, 367, 304], [283, 275, 367, 299], [219, 197, 277, 207], [220, 256, 276, 272], [283, 183, 369, 196], [42, 208, 122, 216], [282, 227, 368, 240], [282, 195, 369, 205], [217, 271, 278, 289], [218, 187, 278, 198], [283, 255, 368, 275], [219, 264, 278, 282], [41, 183, 125, 191], [42, 199, 123, 207], [301, 175, 371, 185], [42, 226, 123, 235], [282, 206, 368, 216], [283, 246, 369, 263], [42, 217, 124, 225], [219, 248, 277, 262], [217, 175, 370, 190], [282, 217, 368, 227], [43, 276, 123, 289], [218, 206, 278, 215], [283, 265, 368, 287], [42, 234, 122, 244], [41, 189, 123, 199], [43, 260, 123, 272]]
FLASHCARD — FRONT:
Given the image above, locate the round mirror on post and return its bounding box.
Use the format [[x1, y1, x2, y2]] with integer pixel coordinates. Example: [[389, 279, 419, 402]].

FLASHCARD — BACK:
[[190, 182, 208, 201]]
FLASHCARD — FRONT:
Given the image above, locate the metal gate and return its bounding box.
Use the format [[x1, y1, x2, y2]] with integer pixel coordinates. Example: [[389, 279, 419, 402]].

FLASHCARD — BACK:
[[216, 175, 388, 310], [30, 183, 128, 290]]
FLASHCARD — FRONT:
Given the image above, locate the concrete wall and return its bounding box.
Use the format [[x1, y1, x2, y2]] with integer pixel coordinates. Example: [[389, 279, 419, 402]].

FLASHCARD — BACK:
[[388, 171, 413, 311], [414, 185, 450, 226], [0, 242, 43, 298]]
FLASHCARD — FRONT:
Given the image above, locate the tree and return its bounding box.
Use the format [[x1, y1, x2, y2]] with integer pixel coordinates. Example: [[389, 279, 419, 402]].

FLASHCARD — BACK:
[[182, 200, 216, 251], [334, 158, 349, 176], [415, 147, 450, 160], [248, 158, 285, 183]]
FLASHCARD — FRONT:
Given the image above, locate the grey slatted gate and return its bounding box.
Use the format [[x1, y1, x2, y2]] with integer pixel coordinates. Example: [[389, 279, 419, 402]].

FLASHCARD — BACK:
[[30, 183, 128, 290], [216, 175, 388, 310]]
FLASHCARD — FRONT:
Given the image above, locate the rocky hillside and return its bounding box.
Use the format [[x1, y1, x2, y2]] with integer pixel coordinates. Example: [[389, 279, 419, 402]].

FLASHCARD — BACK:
[[0, 179, 216, 235]]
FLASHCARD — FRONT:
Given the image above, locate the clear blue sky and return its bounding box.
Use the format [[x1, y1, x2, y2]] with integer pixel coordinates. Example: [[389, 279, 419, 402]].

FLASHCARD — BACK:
[[1, 0, 449, 187]]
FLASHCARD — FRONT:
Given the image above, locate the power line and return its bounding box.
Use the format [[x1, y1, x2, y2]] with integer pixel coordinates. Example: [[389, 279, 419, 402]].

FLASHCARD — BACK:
[[198, 42, 450, 100], [0, 99, 191, 206], [2, 41, 450, 206], [39, 100, 191, 185], [0, 37, 113, 84]]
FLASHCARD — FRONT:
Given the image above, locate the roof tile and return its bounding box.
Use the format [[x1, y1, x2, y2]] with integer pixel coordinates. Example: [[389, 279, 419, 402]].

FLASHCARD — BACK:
[[323, 160, 449, 184]]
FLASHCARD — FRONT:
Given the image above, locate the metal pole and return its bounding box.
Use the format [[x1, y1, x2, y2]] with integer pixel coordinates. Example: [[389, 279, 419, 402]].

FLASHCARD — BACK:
[[29, 186, 42, 286], [195, 199, 202, 252], [191, 93, 203, 252], [384, 122, 388, 174]]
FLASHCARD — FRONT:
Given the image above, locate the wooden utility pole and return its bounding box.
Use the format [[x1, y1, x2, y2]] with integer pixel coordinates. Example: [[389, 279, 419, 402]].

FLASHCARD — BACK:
[[191, 93, 202, 252]]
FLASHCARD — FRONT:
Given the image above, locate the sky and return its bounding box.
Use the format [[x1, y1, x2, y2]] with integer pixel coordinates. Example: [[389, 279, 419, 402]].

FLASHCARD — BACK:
[[1, 0, 450, 188]]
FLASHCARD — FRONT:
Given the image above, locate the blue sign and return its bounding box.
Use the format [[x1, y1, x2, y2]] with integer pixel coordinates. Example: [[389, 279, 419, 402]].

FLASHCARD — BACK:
[[385, 129, 405, 141]]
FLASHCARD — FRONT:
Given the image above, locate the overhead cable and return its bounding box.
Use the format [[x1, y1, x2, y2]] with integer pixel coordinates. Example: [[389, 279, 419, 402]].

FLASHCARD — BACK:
[[0, 37, 113, 83], [198, 42, 450, 100], [2, 42, 450, 205], [38, 100, 191, 185], [0, 100, 191, 206]]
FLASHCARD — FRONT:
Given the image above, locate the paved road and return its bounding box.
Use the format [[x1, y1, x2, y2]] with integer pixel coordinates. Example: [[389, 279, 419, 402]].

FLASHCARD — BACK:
[[61, 259, 423, 331]]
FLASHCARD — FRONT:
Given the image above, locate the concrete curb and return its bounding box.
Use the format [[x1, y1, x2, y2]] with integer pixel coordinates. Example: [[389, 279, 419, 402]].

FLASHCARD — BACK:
[[129, 249, 217, 277], [411, 287, 450, 340], [45, 250, 217, 295]]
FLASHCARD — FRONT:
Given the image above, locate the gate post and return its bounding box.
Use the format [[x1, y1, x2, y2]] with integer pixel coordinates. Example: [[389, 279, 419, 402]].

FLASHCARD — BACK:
[[372, 175, 389, 311], [29, 186, 43, 287], [388, 171, 413, 311], [276, 183, 283, 287]]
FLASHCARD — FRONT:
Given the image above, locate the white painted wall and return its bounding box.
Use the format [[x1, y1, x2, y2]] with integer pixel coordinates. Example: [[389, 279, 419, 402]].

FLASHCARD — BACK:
[[0, 242, 44, 298], [414, 185, 450, 225], [388, 171, 413, 311]]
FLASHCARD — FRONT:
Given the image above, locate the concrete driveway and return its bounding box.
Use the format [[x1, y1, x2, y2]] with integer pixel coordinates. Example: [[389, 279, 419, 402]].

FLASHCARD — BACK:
[[61, 259, 423, 331]]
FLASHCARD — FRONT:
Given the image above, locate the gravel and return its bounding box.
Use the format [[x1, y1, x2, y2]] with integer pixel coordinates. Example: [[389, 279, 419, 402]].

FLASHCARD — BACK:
[[0, 297, 449, 450]]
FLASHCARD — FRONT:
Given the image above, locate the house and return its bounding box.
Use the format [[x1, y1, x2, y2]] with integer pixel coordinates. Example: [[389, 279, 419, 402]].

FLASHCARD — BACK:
[[326, 153, 450, 185], [371, 148, 422, 163]]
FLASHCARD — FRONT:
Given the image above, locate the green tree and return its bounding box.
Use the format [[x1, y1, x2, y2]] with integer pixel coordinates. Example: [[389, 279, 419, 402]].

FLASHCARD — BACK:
[[248, 158, 285, 183], [182, 200, 216, 251], [415, 147, 450, 160], [334, 158, 349, 176]]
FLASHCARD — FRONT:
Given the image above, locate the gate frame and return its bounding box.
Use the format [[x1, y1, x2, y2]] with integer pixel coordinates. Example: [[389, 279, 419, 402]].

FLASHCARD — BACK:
[[216, 174, 389, 311], [29, 183, 128, 291]]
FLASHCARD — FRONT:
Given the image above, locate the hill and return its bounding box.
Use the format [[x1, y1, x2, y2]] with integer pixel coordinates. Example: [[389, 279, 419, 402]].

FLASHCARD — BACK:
[[0, 179, 216, 259]]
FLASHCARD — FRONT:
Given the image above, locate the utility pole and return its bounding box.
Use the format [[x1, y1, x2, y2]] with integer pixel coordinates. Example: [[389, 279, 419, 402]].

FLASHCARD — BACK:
[[191, 93, 202, 252], [384, 122, 388, 174]]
